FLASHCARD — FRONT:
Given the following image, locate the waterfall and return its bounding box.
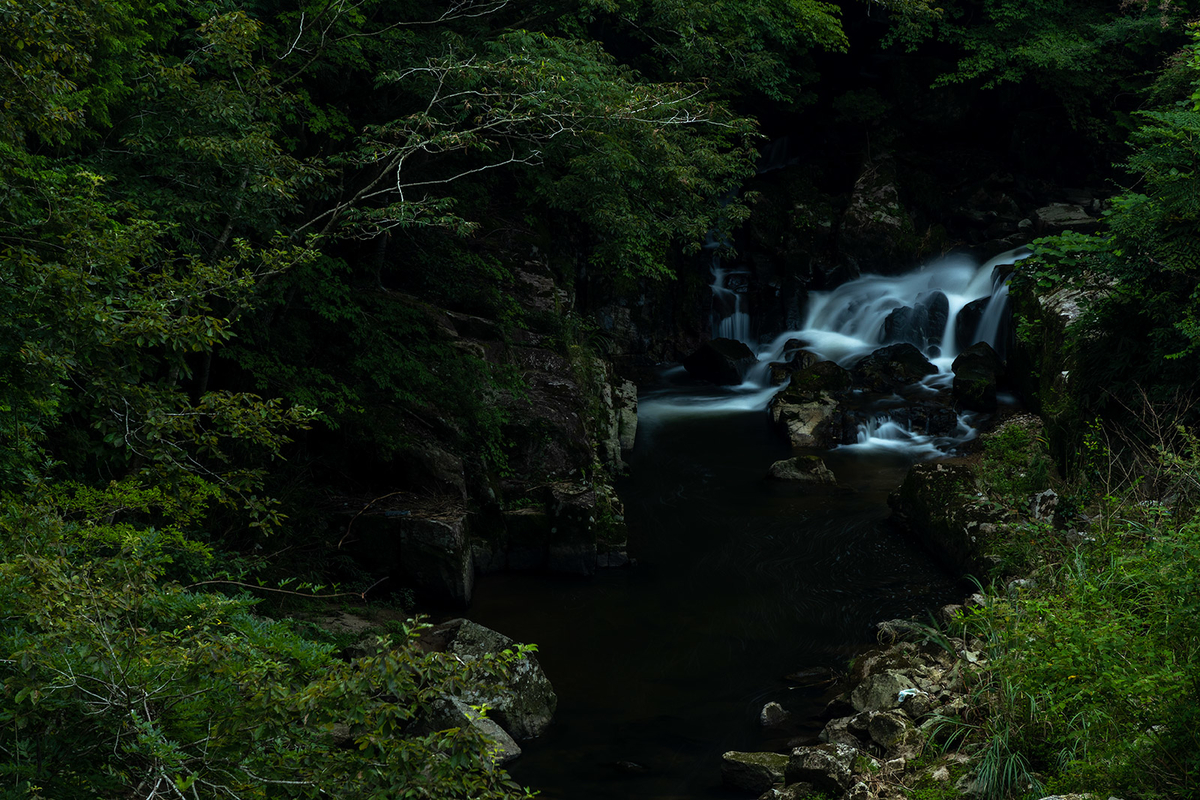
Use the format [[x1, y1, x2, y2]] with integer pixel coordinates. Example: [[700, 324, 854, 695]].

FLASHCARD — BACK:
[[710, 252, 751, 344], [644, 247, 1029, 457]]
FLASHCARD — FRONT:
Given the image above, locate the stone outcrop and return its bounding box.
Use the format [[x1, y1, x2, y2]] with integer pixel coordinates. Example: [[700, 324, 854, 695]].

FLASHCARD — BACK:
[[785, 742, 858, 795], [423, 696, 523, 765], [883, 290, 950, 353]]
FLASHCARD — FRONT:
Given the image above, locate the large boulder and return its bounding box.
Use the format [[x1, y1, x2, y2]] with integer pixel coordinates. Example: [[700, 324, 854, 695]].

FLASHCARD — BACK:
[[769, 395, 842, 449], [952, 342, 1004, 412], [883, 290, 950, 353], [955, 296, 991, 351], [438, 619, 558, 741], [683, 338, 758, 385], [721, 751, 789, 794], [851, 343, 938, 393], [423, 696, 522, 765], [784, 742, 858, 796], [782, 360, 853, 402], [850, 670, 918, 713]]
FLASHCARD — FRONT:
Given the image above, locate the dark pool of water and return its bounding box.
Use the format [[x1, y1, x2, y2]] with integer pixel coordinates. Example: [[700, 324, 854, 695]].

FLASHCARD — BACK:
[[468, 389, 962, 799]]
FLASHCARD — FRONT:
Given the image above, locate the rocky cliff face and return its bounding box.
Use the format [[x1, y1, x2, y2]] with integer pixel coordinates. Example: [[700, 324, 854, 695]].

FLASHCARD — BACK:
[[339, 258, 637, 607]]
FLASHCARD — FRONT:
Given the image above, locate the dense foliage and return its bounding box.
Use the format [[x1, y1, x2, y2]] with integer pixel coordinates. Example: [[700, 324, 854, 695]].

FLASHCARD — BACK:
[[0, 0, 842, 795], [3, 0, 1200, 794], [1013, 24, 1200, 421]]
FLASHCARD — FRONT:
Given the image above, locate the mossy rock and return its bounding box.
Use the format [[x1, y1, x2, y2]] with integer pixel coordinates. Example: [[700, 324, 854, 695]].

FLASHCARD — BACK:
[[894, 462, 1002, 578], [779, 360, 853, 403]]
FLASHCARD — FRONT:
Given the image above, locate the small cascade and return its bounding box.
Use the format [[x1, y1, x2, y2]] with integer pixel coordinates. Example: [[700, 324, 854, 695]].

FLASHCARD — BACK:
[[710, 253, 751, 344], [644, 247, 1029, 459]]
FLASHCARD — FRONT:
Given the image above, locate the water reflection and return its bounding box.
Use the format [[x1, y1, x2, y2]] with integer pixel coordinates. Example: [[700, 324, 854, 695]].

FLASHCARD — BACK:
[[469, 390, 962, 799]]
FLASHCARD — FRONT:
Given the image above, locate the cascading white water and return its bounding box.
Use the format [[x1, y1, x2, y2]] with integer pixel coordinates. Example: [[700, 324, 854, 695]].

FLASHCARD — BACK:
[[640, 247, 1030, 457], [710, 253, 751, 344]]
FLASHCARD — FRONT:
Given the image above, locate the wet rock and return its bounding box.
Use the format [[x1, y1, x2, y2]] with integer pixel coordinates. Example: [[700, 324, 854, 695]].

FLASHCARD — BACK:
[[952, 341, 1004, 412], [784, 742, 858, 795], [684, 338, 758, 385], [852, 343, 937, 393], [770, 395, 841, 449], [438, 619, 558, 740], [955, 297, 991, 351], [760, 702, 792, 727], [722, 751, 789, 794], [886, 402, 960, 437], [850, 670, 918, 713], [769, 346, 822, 385], [779, 360, 854, 402], [767, 456, 837, 484], [875, 618, 926, 645], [883, 290, 950, 352]]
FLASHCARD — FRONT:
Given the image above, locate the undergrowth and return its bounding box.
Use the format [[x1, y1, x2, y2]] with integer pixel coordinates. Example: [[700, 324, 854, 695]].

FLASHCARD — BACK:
[[947, 417, 1200, 799]]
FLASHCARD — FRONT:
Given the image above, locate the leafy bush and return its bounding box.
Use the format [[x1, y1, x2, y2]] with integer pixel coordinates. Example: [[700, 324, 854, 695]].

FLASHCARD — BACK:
[[0, 505, 533, 800]]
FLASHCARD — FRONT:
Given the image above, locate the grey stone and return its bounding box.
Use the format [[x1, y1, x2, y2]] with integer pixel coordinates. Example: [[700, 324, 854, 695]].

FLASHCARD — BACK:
[[846, 782, 872, 800], [1032, 204, 1099, 234], [721, 751, 789, 794], [818, 716, 864, 748], [784, 743, 858, 795], [852, 343, 938, 392], [867, 710, 911, 750], [760, 701, 792, 727], [952, 341, 1003, 412], [426, 696, 522, 765], [850, 670, 917, 713], [443, 619, 558, 740], [1031, 489, 1058, 522]]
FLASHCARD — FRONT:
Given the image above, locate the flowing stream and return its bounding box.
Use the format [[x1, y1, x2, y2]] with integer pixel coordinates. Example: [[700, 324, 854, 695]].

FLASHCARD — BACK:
[[469, 250, 1026, 798]]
